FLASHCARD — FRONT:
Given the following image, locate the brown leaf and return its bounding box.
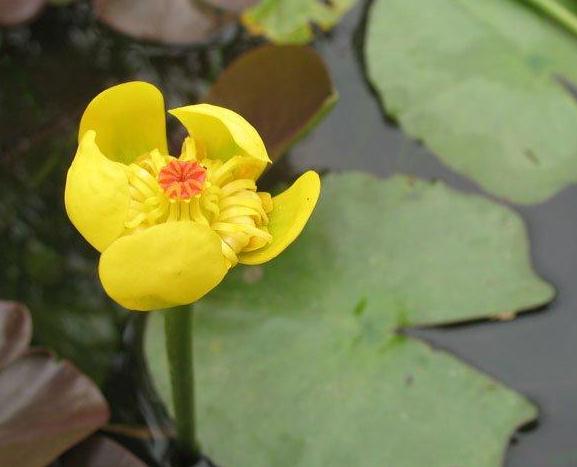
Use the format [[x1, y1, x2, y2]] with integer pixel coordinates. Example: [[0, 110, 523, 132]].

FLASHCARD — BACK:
[[92, 0, 233, 45], [0, 0, 46, 26], [205, 44, 337, 162], [61, 434, 146, 467], [0, 301, 32, 370], [0, 350, 110, 467]]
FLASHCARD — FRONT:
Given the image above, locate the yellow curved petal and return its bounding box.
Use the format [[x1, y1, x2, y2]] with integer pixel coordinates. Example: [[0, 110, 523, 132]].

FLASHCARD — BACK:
[[65, 130, 130, 252], [240, 171, 321, 265], [99, 222, 229, 311], [169, 104, 271, 180], [79, 81, 168, 165]]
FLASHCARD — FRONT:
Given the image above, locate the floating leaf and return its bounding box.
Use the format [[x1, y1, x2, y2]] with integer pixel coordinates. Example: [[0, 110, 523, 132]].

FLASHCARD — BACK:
[[92, 0, 233, 45], [0, 302, 109, 467], [242, 0, 357, 44], [61, 435, 146, 467], [366, 0, 577, 204], [0, 0, 45, 26], [205, 45, 337, 162], [0, 301, 32, 369], [146, 173, 553, 466]]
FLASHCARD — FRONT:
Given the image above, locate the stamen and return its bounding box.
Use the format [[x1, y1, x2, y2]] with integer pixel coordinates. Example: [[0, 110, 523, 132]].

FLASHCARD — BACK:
[[220, 179, 256, 197]]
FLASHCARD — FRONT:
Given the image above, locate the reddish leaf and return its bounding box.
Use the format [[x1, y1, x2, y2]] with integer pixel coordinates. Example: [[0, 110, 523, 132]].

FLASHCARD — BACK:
[[0, 0, 46, 26], [0, 350, 110, 467], [205, 44, 337, 162], [92, 0, 233, 45], [0, 301, 32, 370], [61, 434, 146, 467]]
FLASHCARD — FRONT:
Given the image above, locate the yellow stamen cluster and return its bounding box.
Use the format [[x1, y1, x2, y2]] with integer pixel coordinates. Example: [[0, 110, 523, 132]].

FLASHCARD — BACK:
[[125, 139, 273, 267]]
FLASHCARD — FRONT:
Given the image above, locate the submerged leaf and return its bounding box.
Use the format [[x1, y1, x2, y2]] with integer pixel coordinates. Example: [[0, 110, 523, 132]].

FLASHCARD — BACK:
[[0, 303, 110, 467], [206, 45, 337, 162], [366, 0, 577, 204], [92, 0, 233, 45], [242, 0, 357, 44], [61, 435, 146, 467], [146, 173, 553, 466], [0, 351, 109, 467], [0, 301, 32, 369], [0, 0, 45, 26]]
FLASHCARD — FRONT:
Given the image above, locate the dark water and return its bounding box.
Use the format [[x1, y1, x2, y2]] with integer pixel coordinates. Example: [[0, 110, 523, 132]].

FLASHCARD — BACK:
[[1, 1, 576, 466]]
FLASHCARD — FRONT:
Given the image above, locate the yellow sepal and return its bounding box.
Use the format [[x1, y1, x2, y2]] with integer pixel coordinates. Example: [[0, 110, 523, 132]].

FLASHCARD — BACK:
[[99, 221, 229, 311], [169, 103, 271, 180], [240, 171, 321, 265], [79, 81, 168, 165], [64, 130, 130, 252]]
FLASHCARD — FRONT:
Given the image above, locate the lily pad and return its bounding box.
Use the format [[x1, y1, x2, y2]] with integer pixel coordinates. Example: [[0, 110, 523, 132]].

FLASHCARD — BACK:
[[242, 0, 357, 44], [61, 434, 147, 467], [205, 45, 337, 162], [92, 0, 233, 45], [146, 173, 553, 466], [0, 0, 45, 26], [366, 0, 577, 204], [0, 302, 110, 467], [0, 301, 32, 369]]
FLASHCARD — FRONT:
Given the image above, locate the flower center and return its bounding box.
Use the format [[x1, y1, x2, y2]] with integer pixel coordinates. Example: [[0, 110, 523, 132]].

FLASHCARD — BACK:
[[124, 142, 273, 268], [158, 160, 206, 200]]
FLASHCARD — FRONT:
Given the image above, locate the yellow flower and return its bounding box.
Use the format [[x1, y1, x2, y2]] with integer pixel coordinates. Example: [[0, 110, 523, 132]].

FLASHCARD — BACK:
[[65, 82, 320, 311]]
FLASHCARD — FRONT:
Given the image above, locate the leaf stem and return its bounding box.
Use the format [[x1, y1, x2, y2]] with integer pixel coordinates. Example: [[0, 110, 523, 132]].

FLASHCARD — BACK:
[[164, 305, 198, 458], [523, 0, 577, 37]]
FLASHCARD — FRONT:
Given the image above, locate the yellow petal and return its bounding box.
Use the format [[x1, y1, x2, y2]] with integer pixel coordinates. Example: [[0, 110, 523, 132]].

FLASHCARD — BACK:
[[169, 104, 271, 180], [65, 130, 130, 252], [99, 222, 228, 311], [240, 171, 321, 265], [79, 81, 168, 165]]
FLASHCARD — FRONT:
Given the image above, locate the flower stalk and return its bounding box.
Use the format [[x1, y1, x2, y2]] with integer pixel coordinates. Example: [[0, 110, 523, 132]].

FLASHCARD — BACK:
[[164, 305, 198, 457]]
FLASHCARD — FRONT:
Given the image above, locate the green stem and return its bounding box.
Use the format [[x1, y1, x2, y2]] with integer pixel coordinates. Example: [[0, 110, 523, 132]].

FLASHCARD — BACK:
[[524, 0, 577, 37], [164, 305, 198, 457]]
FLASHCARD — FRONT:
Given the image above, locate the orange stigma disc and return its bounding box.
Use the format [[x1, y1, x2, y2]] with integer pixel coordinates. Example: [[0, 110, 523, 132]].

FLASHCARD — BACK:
[[158, 160, 207, 199]]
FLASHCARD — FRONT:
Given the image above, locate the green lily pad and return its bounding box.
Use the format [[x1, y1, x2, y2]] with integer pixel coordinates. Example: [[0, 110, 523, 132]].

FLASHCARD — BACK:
[[242, 0, 357, 44], [205, 45, 337, 163], [146, 173, 554, 466], [366, 0, 577, 204]]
